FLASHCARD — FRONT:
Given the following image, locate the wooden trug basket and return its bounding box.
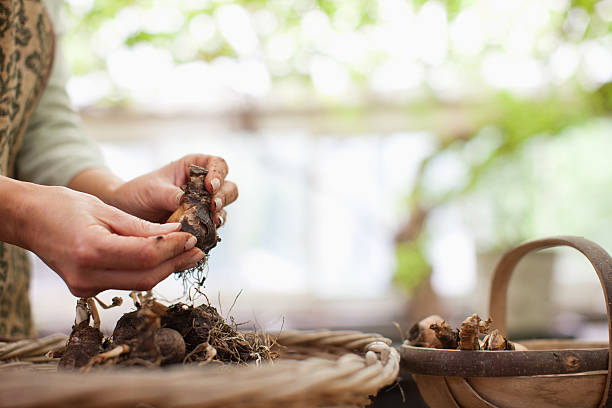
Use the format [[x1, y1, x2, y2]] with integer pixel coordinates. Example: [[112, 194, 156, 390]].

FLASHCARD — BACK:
[[400, 236, 612, 408]]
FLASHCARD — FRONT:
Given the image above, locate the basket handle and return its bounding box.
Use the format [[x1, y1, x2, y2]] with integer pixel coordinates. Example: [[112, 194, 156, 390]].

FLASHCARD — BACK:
[[488, 236, 612, 408]]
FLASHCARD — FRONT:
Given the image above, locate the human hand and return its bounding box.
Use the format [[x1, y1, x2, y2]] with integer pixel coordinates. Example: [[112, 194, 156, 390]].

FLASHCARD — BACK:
[[15, 183, 204, 297], [108, 154, 238, 225]]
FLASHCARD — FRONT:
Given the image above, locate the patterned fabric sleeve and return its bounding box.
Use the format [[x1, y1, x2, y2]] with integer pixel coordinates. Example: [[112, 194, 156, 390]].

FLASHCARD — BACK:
[[15, 0, 106, 187]]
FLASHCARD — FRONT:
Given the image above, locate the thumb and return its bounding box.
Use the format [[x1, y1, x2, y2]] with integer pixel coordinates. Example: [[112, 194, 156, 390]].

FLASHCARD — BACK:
[[155, 183, 185, 212], [105, 207, 182, 237]]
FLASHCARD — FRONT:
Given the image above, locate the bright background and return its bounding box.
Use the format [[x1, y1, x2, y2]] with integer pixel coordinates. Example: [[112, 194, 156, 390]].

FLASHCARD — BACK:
[[31, 0, 612, 340]]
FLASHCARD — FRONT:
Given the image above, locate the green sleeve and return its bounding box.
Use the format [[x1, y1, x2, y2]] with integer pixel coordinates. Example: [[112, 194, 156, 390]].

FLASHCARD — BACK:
[[15, 0, 106, 187]]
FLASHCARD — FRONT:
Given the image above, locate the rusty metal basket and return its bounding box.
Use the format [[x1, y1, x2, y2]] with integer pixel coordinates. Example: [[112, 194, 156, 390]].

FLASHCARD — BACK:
[[400, 236, 612, 408]]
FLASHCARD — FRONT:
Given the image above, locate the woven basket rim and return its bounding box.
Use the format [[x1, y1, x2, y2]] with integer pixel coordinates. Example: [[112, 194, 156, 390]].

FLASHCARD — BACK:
[[0, 329, 400, 408]]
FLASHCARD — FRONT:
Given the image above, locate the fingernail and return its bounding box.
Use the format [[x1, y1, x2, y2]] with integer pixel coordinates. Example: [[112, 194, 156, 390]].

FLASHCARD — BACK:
[[159, 222, 181, 233], [176, 191, 185, 205], [218, 214, 224, 227], [191, 250, 205, 263], [184, 236, 197, 251], [211, 178, 221, 193], [214, 197, 223, 210]]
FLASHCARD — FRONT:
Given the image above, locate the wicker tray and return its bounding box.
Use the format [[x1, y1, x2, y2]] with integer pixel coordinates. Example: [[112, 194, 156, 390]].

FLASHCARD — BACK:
[[400, 236, 612, 408], [0, 329, 399, 407]]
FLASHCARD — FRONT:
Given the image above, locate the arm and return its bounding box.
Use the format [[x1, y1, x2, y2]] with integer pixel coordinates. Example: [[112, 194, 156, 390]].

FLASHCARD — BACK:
[[0, 175, 204, 297]]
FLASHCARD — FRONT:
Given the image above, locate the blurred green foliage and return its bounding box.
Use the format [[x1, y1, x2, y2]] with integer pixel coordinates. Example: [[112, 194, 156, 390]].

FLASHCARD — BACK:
[[394, 240, 431, 292], [572, 0, 600, 13]]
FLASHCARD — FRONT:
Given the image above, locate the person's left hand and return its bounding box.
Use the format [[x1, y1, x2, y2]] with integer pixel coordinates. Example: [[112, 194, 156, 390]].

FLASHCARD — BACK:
[[109, 154, 238, 225]]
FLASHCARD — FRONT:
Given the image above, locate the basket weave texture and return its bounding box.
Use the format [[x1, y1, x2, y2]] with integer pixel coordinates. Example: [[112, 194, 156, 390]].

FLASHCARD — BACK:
[[0, 329, 399, 408]]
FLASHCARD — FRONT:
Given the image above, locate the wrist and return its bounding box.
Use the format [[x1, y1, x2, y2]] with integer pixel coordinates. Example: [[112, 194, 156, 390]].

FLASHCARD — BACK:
[[68, 168, 124, 208]]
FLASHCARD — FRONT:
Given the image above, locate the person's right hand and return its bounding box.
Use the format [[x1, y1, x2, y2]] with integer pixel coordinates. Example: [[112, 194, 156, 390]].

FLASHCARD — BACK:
[[15, 183, 204, 297]]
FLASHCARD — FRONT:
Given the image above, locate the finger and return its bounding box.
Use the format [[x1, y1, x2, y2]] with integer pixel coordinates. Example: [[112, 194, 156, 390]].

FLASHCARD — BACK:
[[202, 156, 228, 194], [80, 248, 206, 296], [211, 180, 238, 211], [214, 209, 227, 227], [76, 229, 197, 270], [102, 207, 181, 237], [175, 154, 228, 194]]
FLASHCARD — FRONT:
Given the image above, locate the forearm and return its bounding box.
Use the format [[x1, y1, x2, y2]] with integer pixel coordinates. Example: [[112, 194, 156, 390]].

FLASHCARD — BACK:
[[67, 168, 124, 207], [0, 176, 40, 249]]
